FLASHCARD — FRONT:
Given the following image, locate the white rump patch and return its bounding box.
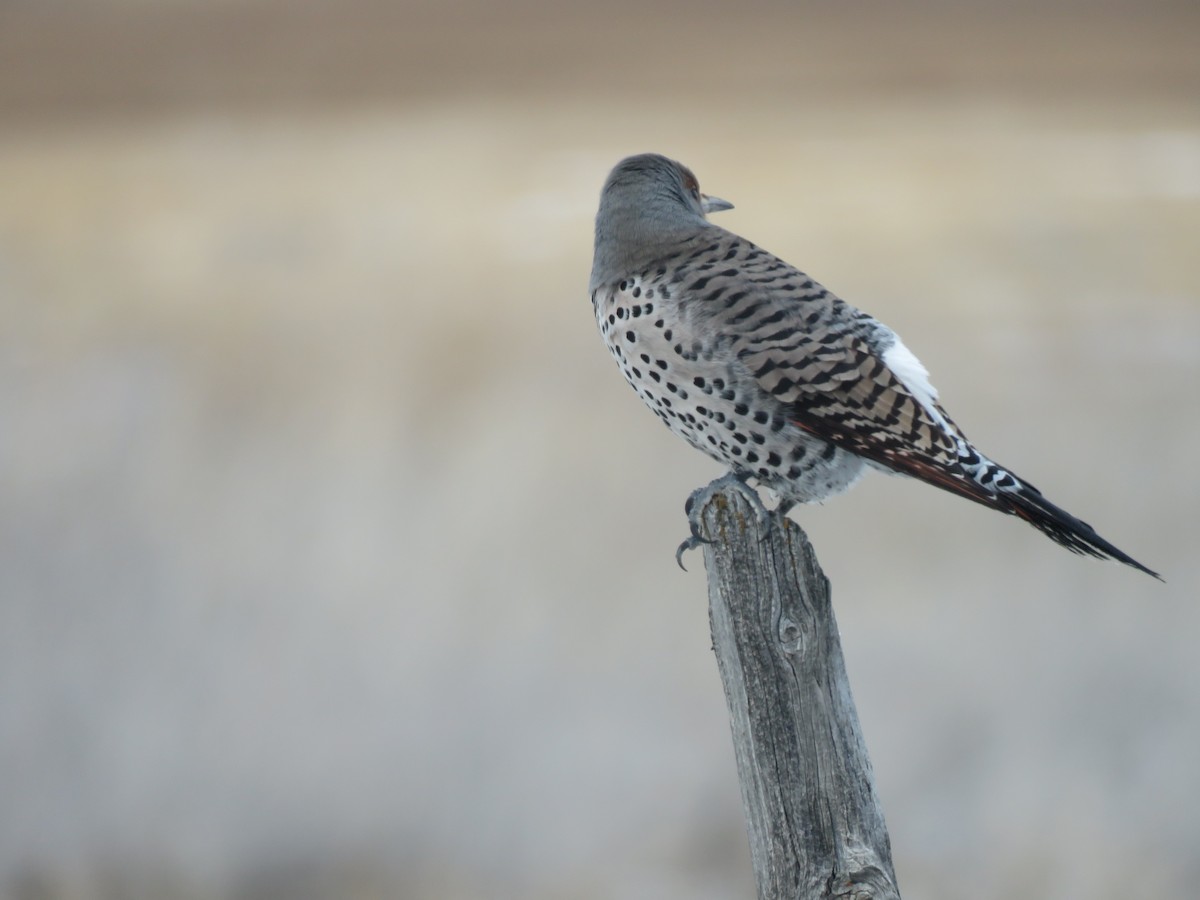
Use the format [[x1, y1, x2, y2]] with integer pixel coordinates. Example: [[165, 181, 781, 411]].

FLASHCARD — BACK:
[[882, 337, 951, 430]]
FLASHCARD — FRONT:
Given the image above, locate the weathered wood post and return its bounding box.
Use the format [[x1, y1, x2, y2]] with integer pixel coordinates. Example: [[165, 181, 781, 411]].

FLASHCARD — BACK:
[[691, 483, 901, 900]]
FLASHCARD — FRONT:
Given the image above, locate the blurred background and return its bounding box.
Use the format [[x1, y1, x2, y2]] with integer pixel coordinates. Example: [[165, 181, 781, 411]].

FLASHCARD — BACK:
[[1, 1, 1198, 898]]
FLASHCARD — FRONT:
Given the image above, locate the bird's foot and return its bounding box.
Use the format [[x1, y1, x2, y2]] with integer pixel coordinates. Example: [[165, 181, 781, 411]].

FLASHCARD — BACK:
[[676, 471, 773, 571]]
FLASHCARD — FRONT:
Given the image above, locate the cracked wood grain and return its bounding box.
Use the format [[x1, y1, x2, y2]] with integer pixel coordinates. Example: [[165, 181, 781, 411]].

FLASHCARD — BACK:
[[693, 484, 900, 900]]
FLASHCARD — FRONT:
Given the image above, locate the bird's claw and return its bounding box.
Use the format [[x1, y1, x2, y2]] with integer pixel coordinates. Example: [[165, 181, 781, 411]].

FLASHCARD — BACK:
[[675, 532, 706, 572], [676, 471, 775, 570]]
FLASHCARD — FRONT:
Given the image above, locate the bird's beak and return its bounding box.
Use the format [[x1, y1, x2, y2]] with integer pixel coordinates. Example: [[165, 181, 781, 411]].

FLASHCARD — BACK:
[[701, 194, 734, 215]]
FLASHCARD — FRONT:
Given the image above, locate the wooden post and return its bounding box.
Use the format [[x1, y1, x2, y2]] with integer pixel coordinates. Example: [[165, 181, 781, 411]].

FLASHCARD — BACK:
[[691, 483, 901, 900]]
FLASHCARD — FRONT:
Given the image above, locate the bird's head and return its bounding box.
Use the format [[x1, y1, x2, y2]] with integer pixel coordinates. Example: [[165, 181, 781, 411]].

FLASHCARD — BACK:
[[598, 153, 734, 225], [590, 154, 733, 291]]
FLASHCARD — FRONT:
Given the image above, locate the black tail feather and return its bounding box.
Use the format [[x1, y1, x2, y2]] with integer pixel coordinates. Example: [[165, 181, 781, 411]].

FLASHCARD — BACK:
[[797, 414, 1162, 580], [872, 447, 1163, 580], [1005, 482, 1162, 581]]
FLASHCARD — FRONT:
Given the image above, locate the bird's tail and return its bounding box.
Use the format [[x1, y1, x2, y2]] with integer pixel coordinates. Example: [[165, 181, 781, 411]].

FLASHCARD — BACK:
[[1000, 478, 1162, 580], [905, 449, 1163, 580], [793, 412, 1161, 579], [866, 443, 1161, 580]]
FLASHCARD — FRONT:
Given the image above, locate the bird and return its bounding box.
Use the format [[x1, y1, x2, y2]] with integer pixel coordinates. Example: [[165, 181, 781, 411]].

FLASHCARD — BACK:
[[589, 152, 1160, 579]]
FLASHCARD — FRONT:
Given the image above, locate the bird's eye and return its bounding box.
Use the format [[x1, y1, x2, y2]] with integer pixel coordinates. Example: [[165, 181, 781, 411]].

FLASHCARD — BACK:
[[682, 171, 700, 196]]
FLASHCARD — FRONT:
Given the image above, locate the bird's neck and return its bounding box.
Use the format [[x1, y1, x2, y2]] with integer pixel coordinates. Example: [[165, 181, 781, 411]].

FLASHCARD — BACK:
[[590, 211, 712, 293]]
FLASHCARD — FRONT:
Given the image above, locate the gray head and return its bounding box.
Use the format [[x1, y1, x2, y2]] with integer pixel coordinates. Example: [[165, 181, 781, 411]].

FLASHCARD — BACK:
[[590, 153, 733, 292]]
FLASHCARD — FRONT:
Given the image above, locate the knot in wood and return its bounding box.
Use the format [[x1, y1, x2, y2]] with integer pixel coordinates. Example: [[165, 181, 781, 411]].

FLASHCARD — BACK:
[[777, 614, 805, 654], [826, 863, 901, 900]]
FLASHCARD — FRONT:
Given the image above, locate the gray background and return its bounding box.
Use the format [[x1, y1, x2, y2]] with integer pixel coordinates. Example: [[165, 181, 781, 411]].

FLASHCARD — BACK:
[[2, 2, 1197, 897]]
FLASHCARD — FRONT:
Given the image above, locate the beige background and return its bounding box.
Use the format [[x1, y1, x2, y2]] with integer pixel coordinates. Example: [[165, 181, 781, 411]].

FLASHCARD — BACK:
[[1, 2, 1198, 898]]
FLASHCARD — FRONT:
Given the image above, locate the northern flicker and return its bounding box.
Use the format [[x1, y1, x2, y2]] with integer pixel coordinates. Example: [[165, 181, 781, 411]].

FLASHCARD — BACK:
[[589, 153, 1159, 579]]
